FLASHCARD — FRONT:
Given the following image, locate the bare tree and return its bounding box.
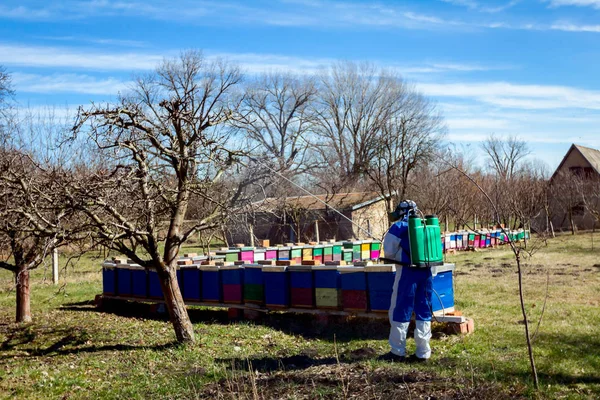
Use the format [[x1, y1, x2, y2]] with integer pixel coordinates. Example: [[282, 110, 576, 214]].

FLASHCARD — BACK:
[[550, 170, 584, 235], [481, 135, 530, 180], [312, 62, 404, 188], [234, 72, 317, 176], [366, 88, 446, 218], [70, 51, 246, 343], [0, 106, 85, 323]]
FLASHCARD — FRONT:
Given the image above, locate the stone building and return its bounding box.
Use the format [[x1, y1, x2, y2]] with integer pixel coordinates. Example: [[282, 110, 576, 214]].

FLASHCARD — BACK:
[[225, 192, 392, 245]]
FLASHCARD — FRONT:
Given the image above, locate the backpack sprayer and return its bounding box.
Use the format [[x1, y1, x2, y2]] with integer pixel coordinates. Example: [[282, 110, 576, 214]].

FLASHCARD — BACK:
[[381, 200, 444, 268]]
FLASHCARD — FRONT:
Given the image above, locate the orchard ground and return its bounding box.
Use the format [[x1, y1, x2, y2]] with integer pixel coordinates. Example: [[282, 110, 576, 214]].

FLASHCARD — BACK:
[[0, 232, 599, 399]]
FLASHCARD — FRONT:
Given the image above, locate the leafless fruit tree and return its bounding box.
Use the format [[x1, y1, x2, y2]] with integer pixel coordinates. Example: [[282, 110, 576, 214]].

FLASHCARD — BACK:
[[70, 51, 246, 343]]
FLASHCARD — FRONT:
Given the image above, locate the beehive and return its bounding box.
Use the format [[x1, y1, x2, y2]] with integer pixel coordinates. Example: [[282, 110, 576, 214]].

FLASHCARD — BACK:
[[180, 265, 201, 301], [221, 265, 244, 304], [263, 265, 289, 309], [313, 265, 341, 309], [243, 264, 264, 304], [288, 265, 314, 308], [339, 266, 368, 312], [199, 265, 221, 302], [366, 265, 395, 313], [102, 262, 117, 295]]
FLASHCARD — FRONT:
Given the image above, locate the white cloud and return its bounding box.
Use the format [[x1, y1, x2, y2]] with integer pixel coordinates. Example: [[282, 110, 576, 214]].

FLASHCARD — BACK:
[[547, 0, 600, 8], [445, 117, 513, 130], [12, 72, 129, 95], [35, 35, 147, 48], [0, 43, 164, 71], [0, 42, 508, 78], [418, 81, 600, 110], [550, 23, 600, 32], [440, 0, 520, 13]]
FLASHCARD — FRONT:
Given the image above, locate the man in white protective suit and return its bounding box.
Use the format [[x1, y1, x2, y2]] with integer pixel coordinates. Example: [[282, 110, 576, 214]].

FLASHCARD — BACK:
[[379, 200, 432, 362]]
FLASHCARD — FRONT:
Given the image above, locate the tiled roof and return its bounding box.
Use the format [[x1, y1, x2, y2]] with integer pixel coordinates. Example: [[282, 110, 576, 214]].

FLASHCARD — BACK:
[[253, 192, 387, 212], [574, 144, 600, 175], [551, 143, 600, 181]]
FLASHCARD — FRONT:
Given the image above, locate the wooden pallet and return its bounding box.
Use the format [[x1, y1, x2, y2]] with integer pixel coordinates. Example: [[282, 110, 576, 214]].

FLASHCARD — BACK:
[[96, 294, 469, 326]]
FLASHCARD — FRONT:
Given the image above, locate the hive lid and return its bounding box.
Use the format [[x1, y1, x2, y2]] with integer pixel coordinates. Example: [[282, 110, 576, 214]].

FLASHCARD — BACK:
[[431, 263, 455, 276], [311, 265, 338, 271], [337, 266, 365, 273], [220, 264, 244, 270], [365, 264, 396, 272], [244, 264, 263, 269], [262, 265, 287, 272], [288, 265, 313, 271], [199, 265, 220, 271]]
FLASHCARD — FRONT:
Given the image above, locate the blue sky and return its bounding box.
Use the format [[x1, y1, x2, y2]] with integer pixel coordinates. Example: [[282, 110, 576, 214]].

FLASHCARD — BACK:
[[2, 0, 600, 170]]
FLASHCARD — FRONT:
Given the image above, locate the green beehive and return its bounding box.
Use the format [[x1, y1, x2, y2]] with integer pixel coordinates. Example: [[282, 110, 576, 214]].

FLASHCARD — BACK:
[[332, 244, 342, 255], [323, 246, 333, 256], [291, 247, 302, 259], [343, 249, 353, 262]]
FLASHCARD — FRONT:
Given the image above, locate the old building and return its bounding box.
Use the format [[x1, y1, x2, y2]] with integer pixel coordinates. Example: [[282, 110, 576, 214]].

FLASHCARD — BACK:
[[548, 144, 600, 232], [225, 192, 392, 245]]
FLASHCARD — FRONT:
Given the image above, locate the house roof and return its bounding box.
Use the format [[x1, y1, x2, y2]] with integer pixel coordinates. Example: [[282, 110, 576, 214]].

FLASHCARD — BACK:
[[253, 192, 390, 213], [551, 144, 600, 181]]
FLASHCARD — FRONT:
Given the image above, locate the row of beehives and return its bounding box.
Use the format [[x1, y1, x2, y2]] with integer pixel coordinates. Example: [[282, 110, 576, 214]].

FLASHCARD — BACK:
[[212, 240, 382, 265], [442, 229, 530, 252], [101, 262, 455, 314]]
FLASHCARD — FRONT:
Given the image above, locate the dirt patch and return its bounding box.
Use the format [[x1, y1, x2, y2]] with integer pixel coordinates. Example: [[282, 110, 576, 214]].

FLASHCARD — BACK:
[[201, 363, 524, 399]]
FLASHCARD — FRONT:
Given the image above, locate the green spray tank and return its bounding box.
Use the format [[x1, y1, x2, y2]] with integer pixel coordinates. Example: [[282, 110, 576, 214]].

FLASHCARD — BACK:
[[408, 214, 443, 267]]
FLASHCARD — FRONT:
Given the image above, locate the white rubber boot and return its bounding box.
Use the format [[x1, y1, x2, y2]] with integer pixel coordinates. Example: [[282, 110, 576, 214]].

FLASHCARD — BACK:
[[389, 321, 410, 356], [414, 320, 432, 359]]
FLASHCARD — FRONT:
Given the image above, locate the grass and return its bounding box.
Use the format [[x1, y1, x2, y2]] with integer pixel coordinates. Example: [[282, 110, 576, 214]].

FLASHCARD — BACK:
[[0, 233, 599, 399]]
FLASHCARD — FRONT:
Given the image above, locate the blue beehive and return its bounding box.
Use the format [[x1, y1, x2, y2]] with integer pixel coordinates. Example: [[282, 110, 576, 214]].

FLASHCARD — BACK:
[[366, 265, 395, 313], [313, 265, 341, 309], [102, 262, 116, 295], [130, 266, 147, 298], [339, 266, 368, 312], [200, 265, 221, 302], [148, 267, 182, 299], [148, 269, 162, 298], [221, 265, 244, 304], [117, 265, 132, 296], [243, 264, 264, 304], [431, 264, 455, 312], [263, 265, 289, 309], [289, 265, 314, 308], [181, 265, 201, 301]]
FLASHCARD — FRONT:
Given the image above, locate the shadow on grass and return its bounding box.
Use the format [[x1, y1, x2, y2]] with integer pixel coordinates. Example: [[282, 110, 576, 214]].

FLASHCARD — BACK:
[[215, 346, 380, 373], [533, 331, 600, 387], [0, 323, 180, 359], [476, 331, 600, 389], [61, 298, 395, 342]]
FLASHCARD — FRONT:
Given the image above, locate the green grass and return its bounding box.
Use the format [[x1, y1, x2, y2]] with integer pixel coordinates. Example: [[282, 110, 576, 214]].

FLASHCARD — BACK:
[[1, 233, 599, 399]]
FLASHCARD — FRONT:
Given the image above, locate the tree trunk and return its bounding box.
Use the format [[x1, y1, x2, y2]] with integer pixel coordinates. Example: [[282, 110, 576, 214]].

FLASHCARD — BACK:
[[156, 265, 195, 343], [15, 265, 32, 323], [569, 210, 575, 235]]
